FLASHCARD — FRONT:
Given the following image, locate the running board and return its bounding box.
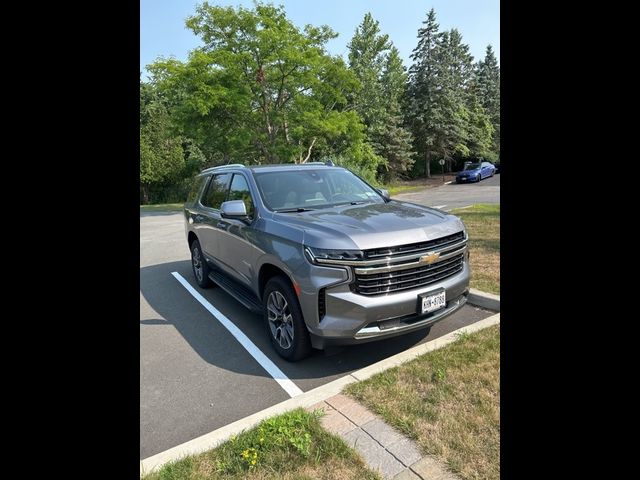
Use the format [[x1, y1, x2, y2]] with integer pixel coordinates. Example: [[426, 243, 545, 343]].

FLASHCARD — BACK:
[[208, 270, 263, 314]]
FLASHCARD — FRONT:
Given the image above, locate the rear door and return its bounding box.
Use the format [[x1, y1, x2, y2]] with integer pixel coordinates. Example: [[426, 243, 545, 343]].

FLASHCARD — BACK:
[[196, 172, 232, 263], [216, 173, 260, 288]]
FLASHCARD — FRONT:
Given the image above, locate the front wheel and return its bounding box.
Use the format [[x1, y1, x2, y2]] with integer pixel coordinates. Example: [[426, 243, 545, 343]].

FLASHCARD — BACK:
[[263, 276, 311, 361], [191, 239, 213, 288]]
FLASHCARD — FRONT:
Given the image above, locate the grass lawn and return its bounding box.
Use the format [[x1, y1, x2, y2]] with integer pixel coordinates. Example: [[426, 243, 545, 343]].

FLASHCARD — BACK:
[[386, 184, 424, 196], [451, 204, 500, 295], [385, 175, 457, 196], [142, 408, 380, 480], [346, 325, 500, 480], [140, 203, 183, 212]]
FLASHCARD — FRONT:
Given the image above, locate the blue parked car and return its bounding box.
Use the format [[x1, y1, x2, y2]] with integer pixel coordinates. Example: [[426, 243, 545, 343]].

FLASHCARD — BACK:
[[456, 161, 496, 183]]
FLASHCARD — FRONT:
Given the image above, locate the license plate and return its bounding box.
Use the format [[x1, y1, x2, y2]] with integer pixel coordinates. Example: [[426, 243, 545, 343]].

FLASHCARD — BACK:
[[420, 290, 446, 314]]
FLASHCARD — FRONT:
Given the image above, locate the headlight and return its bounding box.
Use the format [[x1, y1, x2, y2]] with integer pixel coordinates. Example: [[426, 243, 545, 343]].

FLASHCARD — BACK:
[[304, 246, 364, 264]]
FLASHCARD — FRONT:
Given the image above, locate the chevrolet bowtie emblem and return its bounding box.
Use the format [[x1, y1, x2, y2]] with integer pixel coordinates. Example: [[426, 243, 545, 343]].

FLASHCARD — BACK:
[[420, 252, 440, 264]]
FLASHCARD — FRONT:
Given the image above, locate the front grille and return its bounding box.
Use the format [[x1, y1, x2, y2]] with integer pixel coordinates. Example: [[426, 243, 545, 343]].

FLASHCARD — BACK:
[[364, 231, 465, 259], [353, 253, 464, 295]]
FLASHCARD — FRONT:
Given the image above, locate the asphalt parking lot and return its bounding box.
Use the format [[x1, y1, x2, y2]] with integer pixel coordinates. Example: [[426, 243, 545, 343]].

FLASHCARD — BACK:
[[140, 177, 500, 459], [395, 173, 500, 210]]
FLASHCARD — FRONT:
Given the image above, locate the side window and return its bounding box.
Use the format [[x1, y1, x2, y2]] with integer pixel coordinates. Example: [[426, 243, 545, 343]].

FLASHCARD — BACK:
[[228, 174, 255, 218], [187, 175, 208, 203], [201, 173, 231, 209]]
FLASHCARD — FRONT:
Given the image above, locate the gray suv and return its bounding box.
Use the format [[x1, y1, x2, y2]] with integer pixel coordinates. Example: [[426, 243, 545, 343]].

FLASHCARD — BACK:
[[184, 163, 470, 360]]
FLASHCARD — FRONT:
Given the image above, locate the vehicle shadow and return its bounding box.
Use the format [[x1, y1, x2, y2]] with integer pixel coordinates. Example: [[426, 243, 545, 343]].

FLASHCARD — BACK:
[[140, 260, 435, 384]]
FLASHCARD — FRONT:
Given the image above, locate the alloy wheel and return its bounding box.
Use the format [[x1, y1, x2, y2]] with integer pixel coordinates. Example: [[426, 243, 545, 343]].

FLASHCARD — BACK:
[[266, 291, 294, 349], [192, 245, 203, 282]]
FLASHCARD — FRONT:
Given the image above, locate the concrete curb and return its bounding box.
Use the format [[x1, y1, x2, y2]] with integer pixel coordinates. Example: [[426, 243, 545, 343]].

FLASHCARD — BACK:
[[467, 288, 500, 311], [140, 312, 500, 476]]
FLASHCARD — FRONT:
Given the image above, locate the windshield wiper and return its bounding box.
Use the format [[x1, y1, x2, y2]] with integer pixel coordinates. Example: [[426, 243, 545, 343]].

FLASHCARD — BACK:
[[275, 207, 317, 213], [332, 200, 372, 207]]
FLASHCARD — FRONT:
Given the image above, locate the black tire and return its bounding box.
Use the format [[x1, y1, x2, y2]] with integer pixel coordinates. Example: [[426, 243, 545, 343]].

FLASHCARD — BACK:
[[263, 275, 311, 361], [190, 239, 213, 288]]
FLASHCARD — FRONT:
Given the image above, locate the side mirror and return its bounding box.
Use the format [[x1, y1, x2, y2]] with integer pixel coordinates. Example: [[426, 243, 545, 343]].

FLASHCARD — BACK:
[[377, 188, 390, 201], [221, 200, 248, 220]]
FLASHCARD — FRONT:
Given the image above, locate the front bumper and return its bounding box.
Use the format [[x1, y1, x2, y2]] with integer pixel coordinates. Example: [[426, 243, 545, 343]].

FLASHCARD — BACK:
[[302, 261, 470, 349]]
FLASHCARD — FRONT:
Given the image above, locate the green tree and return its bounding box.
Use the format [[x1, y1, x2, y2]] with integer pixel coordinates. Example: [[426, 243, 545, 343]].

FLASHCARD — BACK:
[[347, 13, 390, 135], [475, 45, 500, 158], [407, 8, 441, 178], [348, 15, 414, 180], [433, 29, 475, 172], [140, 80, 185, 204], [376, 47, 414, 180], [409, 13, 491, 175], [465, 95, 495, 160], [148, 1, 368, 167]]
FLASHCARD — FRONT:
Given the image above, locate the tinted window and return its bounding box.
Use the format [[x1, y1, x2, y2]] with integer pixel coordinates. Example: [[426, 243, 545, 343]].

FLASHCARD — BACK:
[[187, 175, 208, 203], [254, 169, 383, 211], [201, 173, 231, 209], [228, 174, 255, 218], [464, 163, 481, 170]]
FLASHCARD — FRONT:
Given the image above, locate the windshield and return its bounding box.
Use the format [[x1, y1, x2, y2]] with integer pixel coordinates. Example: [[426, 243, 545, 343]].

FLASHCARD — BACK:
[[253, 169, 384, 211], [464, 163, 481, 171]]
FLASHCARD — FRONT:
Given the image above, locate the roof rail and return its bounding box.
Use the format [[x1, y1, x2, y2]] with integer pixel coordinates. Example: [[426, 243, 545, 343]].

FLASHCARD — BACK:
[[303, 160, 335, 166], [201, 163, 245, 173]]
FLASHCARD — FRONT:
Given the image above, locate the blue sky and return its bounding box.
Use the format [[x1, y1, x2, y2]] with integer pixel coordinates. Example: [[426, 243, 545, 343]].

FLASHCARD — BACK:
[[140, 0, 499, 78]]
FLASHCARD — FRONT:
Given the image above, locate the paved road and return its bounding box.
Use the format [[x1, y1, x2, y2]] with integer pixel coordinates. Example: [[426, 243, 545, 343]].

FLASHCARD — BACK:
[[394, 173, 500, 211], [140, 179, 499, 459]]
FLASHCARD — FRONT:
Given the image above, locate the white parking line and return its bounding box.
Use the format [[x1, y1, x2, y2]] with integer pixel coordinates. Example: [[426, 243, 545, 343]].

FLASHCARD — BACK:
[[171, 272, 304, 398], [431, 204, 447, 209]]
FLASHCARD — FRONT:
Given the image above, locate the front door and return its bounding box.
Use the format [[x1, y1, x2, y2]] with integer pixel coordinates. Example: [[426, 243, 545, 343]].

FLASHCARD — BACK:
[[197, 172, 231, 265], [216, 173, 260, 288]]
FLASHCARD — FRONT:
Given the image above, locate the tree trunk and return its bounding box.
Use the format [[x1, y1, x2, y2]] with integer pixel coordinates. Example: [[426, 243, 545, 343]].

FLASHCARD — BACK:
[[300, 137, 316, 163], [142, 184, 149, 205], [425, 150, 431, 179]]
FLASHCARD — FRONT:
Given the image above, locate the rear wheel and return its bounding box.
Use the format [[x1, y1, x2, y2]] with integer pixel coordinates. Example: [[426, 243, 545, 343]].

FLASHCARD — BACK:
[[190, 239, 213, 288], [263, 275, 311, 361]]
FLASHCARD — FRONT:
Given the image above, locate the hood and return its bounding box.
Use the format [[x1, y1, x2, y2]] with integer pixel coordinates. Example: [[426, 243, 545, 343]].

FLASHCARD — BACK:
[[272, 200, 465, 251], [459, 168, 480, 175]]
